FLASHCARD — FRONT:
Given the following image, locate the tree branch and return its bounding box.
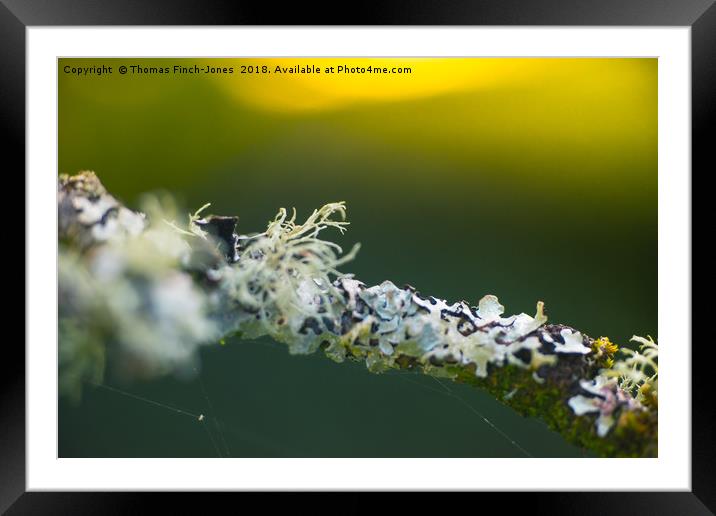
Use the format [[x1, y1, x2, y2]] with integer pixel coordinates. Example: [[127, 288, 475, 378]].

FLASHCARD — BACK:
[[58, 171, 657, 457]]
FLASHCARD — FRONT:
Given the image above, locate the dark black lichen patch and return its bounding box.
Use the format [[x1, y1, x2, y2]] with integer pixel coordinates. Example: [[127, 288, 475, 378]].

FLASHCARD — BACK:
[[299, 317, 323, 335], [321, 316, 336, 333], [456, 319, 478, 336], [195, 215, 240, 263], [512, 347, 533, 366]]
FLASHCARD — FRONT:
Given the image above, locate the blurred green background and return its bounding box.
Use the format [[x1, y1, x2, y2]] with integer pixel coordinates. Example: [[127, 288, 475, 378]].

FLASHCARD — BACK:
[[58, 58, 657, 458]]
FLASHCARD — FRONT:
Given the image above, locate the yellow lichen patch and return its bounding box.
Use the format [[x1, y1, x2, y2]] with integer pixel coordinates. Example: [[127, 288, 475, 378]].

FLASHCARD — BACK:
[[592, 336, 619, 368], [593, 337, 619, 356]]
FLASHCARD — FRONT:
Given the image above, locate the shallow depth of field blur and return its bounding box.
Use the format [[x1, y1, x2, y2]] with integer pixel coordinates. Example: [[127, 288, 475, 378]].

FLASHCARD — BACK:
[[58, 58, 657, 458]]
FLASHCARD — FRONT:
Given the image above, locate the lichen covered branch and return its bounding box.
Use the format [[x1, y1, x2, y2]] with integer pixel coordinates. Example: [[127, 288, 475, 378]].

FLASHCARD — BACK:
[[58, 172, 658, 457]]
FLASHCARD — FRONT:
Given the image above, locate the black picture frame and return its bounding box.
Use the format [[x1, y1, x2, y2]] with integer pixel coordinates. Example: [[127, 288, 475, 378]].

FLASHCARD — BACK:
[[5, 1, 712, 513]]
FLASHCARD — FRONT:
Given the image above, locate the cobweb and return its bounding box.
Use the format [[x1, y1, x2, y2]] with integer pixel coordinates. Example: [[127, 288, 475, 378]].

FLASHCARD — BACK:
[[60, 337, 586, 459]]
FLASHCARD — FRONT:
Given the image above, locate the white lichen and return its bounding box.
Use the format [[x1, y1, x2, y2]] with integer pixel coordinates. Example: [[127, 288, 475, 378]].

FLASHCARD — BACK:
[[553, 329, 591, 355]]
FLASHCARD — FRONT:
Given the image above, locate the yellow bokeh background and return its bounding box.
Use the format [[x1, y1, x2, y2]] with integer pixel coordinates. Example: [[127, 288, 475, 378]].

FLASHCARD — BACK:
[[60, 57, 656, 205]]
